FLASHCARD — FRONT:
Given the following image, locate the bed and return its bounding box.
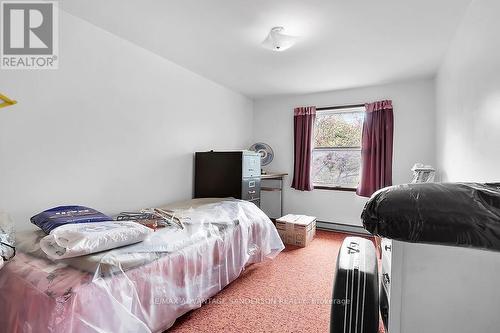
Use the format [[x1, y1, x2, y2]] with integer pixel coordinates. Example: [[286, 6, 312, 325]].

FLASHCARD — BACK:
[[0, 198, 284, 332]]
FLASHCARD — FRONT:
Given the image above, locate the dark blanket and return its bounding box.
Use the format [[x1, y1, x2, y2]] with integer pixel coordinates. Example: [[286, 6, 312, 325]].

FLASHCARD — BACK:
[[362, 182, 500, 251]]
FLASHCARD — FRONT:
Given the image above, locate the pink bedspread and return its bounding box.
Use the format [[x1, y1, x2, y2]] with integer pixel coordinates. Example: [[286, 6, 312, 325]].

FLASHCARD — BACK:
[[0, 201, 283, 333]]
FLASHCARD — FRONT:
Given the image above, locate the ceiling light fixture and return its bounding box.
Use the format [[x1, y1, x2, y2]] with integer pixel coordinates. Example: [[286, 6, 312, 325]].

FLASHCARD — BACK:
[[261, 27, 297, 52]]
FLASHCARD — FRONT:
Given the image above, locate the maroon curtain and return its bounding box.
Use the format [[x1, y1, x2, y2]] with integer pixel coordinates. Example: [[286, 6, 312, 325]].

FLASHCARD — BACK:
[[291, 106, 316, 191], [357, 100, 394, 197]]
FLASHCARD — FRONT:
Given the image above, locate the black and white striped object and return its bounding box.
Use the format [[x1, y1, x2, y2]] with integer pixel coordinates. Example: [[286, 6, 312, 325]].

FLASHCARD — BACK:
[[330, 237, 379, 333]]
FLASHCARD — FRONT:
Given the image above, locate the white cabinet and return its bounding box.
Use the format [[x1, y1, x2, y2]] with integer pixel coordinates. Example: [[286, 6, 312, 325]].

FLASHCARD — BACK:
[[387, 241, 500, 333]]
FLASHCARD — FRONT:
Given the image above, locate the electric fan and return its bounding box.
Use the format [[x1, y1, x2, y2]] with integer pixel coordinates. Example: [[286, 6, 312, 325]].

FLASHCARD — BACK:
[[249, 142, 274, 166]]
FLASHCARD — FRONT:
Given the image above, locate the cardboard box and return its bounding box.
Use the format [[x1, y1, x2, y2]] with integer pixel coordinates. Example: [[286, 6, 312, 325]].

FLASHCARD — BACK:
[[276, 214, 316, 247]]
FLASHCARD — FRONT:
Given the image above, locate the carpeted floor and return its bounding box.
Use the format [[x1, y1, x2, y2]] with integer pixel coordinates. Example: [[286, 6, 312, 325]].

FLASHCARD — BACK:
[[169, 230, 383, 332]]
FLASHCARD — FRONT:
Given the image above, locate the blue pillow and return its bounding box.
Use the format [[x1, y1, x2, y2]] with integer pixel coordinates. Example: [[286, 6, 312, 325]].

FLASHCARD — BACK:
[[31, 206, 112, 234]]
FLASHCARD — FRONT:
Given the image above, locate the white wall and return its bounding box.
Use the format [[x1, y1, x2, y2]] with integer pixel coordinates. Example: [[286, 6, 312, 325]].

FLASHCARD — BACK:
[[253, 79, 436, 226], [0, 11, 253, 230], [436, 0, 500, 182]]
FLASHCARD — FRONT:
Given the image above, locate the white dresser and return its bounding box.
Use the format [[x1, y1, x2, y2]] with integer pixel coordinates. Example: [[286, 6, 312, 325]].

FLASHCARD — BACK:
[[384, 240, 500, 333]]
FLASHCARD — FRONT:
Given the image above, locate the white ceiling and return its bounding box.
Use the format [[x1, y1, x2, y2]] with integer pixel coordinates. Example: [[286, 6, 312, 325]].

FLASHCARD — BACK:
[[62, 0, 472, 98]]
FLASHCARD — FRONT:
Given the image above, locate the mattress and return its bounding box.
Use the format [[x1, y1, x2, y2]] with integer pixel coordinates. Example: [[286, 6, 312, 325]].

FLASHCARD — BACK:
[[0, 199, 284, 332]]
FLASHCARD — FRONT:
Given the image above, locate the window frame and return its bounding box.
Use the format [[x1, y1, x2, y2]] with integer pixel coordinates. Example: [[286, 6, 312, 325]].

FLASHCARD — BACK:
[[312, 104, 365, 191]]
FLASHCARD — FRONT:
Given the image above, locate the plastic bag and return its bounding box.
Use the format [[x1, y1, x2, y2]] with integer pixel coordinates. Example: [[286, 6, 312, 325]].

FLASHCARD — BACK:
[[0, 211, 15, 269], [31, 205, 113, 234], [362, 183, 500, 251], [40, 221, 154, 260]]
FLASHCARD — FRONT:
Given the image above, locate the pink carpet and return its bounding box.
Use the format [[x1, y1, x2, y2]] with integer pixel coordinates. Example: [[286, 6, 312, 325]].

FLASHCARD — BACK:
[[168, 230, 384, 332]]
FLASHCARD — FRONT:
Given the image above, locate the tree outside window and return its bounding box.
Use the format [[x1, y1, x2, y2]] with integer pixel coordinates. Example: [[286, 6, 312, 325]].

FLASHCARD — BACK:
[[312, 107, 364, 190]]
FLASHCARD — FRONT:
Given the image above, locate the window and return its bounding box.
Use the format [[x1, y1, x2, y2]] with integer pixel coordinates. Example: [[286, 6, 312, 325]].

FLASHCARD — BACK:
[[312, 106, 364, 190]]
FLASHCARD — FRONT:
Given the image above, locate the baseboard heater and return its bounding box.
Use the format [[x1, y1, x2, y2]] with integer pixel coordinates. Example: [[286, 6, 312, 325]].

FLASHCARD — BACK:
[[316, 220, 370, 235]]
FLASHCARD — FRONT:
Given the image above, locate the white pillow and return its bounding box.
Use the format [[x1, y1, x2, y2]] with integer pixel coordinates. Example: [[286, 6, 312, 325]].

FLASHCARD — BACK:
[[40, 221, 153, 260]]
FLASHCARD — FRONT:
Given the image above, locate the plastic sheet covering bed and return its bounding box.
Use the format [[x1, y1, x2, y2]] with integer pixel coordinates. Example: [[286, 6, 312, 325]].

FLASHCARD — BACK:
[[362, 182, 500, 252], [0, 199, 284, 332], [0, 212, 15, 270]]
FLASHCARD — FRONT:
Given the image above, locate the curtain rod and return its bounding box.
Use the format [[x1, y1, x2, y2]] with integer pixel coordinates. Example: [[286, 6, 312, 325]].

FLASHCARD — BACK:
[[316, 103, 365, 111]]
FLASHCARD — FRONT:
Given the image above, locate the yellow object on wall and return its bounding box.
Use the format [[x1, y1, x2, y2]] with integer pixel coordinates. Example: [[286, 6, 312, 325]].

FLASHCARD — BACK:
[[0, 93, 17, 109]]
